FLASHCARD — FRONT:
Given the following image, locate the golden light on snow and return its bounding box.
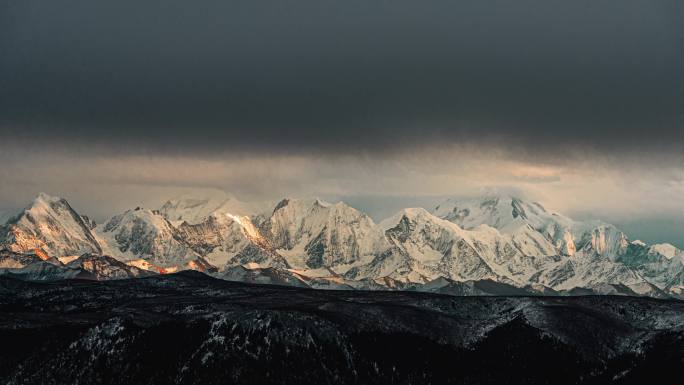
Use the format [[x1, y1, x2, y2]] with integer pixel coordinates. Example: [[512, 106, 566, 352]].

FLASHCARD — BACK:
[[34, 248, 50, 261]]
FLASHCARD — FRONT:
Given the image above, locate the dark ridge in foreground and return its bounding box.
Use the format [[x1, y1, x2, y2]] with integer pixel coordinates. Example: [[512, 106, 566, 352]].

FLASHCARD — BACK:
[[0, 271, 682, 385]]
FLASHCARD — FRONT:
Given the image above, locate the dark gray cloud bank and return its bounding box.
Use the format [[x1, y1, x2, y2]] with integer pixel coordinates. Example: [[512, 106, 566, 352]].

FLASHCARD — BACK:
[[2, 0, 683, 158], [2, 1, 684, 246]]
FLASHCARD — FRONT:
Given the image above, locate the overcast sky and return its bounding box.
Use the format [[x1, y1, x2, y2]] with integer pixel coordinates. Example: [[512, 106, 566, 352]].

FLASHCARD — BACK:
[[1, 1, 684, 245]]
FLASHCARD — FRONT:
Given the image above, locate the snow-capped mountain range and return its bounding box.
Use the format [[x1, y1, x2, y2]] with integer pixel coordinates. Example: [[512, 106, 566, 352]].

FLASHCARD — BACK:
[[1, 192, 683, 298]]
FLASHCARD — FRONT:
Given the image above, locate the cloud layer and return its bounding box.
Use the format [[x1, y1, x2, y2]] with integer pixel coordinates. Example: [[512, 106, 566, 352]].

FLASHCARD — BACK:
[[2, 0, 683, 158]]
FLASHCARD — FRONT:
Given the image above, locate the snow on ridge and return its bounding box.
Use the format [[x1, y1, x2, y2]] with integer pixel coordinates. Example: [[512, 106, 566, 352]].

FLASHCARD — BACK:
[[3, 192, 684, 299], [2, 192, 103, 257], [379, 207, 447, 231], [159, 190, 250, 224], [650, 243, 680, 260]]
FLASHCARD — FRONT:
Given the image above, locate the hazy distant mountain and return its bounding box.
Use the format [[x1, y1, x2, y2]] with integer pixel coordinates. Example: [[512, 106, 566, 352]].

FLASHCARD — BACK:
[[159, 191, 254, 225]]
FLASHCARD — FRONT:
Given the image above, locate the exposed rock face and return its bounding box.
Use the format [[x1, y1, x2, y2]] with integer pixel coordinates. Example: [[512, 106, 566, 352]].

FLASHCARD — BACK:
[[0, 250, 156, 281], [0, 261, 93, 281], [80, 215, 97, 230], [66, 254, 154, 280], [0, 248, 44, 269], [178, 213, 288, 269]]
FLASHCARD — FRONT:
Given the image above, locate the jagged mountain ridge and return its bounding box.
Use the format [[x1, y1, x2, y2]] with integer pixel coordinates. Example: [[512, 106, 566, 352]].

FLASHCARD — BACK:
[[346, 207, 563, 285], [0, 192, 683, 298], [177, 211, 288, 269], [93, 207, 217, 272], [433, 194, 629, 259], [431, 194, 684, 296]]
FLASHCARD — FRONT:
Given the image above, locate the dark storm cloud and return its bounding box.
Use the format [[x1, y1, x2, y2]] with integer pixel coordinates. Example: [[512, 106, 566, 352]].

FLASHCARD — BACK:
[[1, 0, 683, 157]]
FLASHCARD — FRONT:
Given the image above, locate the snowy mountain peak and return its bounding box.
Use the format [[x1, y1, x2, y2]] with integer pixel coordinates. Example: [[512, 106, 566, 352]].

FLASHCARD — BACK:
[[433, 194, 560, 232], [0, 193, 102, 258], [263, 197, 382, 270], [177, 210, 287, 269], [272, 198, 291, 213], [380, 207, 455, 232], [271, 197, 330, 213], [159, 191, 250, 225], [34, 192, 61, 204], [95, 208, 199, 266], [315, 198, 331, 207], [650, 243, 682, 260], [432, 194, 633, 258], [631, 239, 647, 246]]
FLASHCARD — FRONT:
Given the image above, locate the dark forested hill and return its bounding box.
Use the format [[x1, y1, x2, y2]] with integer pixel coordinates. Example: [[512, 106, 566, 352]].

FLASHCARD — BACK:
[[0, 271, 682, 385]]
